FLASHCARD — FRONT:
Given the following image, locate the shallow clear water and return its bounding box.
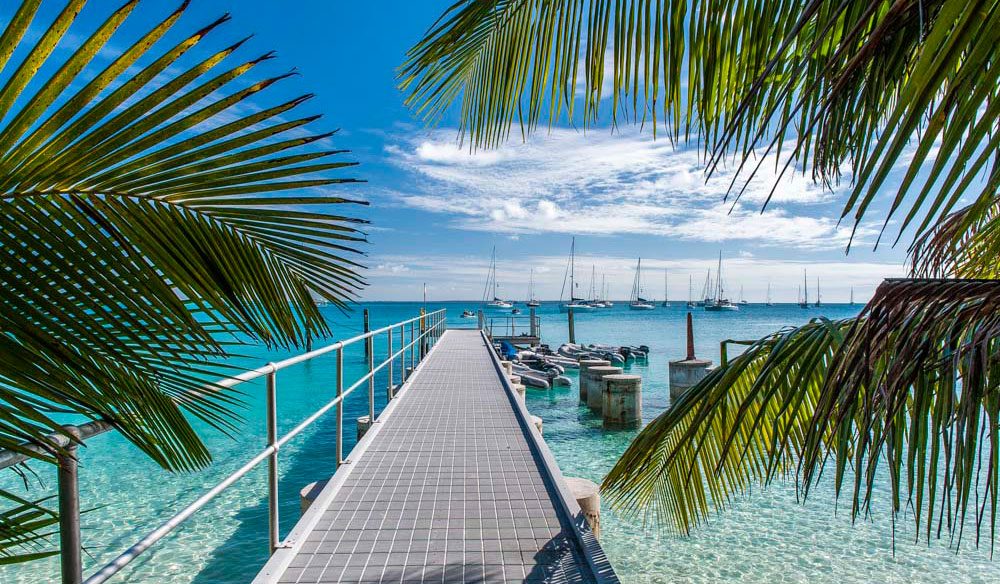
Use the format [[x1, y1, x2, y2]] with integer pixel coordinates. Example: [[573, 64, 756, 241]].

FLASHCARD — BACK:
[[2, 302, 997, 583]]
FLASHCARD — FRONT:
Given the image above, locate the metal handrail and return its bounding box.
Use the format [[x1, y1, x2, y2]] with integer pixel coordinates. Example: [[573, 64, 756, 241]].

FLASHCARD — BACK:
[[0, 309, 446, 584]]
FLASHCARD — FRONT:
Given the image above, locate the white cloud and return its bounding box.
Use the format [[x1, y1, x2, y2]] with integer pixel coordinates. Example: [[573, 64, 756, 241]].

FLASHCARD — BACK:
[[383, 128, 870, 249]]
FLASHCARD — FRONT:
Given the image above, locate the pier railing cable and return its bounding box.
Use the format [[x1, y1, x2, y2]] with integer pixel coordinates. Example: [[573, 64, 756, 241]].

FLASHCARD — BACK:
[[0, 309, 447, 584]]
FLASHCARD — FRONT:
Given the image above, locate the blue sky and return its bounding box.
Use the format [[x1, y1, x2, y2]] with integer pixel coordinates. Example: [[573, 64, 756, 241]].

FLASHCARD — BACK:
[[10, 0, 920, 302]]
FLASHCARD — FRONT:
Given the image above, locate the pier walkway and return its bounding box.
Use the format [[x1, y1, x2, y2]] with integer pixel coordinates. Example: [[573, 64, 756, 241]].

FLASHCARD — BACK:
[[255, 329, 617, 583]]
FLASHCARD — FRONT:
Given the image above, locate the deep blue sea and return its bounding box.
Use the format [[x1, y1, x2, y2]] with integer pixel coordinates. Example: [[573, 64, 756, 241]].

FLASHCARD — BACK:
[[2, 302, 998, 583]]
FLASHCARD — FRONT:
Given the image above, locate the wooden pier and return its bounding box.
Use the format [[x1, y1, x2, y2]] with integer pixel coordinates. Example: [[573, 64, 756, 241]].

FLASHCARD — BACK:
[[254, 329, 617, 583]]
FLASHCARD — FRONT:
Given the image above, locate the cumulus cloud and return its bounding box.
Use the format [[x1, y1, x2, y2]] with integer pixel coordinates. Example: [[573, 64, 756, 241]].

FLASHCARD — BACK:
[[383, 128, 873, 249]]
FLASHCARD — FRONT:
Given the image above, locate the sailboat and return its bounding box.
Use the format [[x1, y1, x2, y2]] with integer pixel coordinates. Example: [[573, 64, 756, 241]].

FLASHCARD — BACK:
[[849, 287, 855, 306], [738, 285, 749, 306], [765, 282, 774, 306], [814, 277, 822, 308], [560, 237, 595, 312], [661, 270, 670, 307], [590, 274, 611, 308], [700, 269, 712, 306], [629, 258, 656, 310], [798, 269, 810, 308], [526, 268, 540, 307], [484, 246, 513, 309], [704, 252, 739, 311], [686, 275, 696, 308]]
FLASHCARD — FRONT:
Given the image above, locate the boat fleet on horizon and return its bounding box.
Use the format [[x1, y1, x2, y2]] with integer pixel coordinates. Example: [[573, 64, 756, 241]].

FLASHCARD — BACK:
[[461, 239, 857, 318]]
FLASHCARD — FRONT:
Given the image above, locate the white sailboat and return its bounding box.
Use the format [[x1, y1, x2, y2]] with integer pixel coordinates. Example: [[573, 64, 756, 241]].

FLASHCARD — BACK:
[[814, 277, 822, 308], [484, 246, 513, 309], [526, 268, 540, 307], [738, 285, 748, 305], [661, 270, 670, 307], [560, 237, 595, 312], [686, 274, 696, 308], [629, 258, 656, 310], [704, 252, 739, 311], [850, 286, 855, 306], [798, 269, 809, 308], [765, 282, 774, 306]]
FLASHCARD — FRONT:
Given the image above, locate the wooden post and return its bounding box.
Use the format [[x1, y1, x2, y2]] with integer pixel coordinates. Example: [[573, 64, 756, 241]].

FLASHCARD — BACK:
[[686, 312, 695, 360], [567, 307, 575, 344], [363, 308, 370, 361]]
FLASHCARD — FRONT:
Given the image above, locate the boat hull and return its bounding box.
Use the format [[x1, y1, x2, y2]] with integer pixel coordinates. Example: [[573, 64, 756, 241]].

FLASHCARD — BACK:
[[629, 303, 656, 310], [560, 303, 596, 313]]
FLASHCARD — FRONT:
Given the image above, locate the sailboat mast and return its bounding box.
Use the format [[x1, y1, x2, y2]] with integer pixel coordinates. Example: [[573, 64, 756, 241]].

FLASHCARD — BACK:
[[664, 269, 668, 302], [803, 269, 808, 304], [716, 251, 723, 300], [569, 237, 575, 300]]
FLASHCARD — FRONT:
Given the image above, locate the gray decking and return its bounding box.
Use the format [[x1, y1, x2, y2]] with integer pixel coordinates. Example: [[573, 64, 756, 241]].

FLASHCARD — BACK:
[[255, 329, 617, 584]]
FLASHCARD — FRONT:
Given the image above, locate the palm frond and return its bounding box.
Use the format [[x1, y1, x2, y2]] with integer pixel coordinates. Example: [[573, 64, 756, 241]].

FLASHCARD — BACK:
[[604, 279, 1000, 550], [402, 0, 1000, 248], [0, 0, 365, 477], [0, 490, 59, 565], [911, 198, 1000, 279]]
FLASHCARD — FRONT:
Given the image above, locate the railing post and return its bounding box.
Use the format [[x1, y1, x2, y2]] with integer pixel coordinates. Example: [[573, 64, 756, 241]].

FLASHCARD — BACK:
[[419, 308, 427, 360], [367, 335, 375, 423], [399, 326, 406, 384], [57, 427, 82, 584], [362, 308, 370, 362], [529, 308, 537, 337], [409, 321, 416, 371], [335, 346, 343, 466], [265, 367, 279, 553], [387, 327, 394, 400]]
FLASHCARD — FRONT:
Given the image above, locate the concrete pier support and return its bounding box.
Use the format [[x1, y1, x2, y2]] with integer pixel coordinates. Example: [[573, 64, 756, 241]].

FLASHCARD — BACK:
[[602, 375, 642, 428], [577, 359, 610, 402], [669, 312, 712, 400], [356, 415, 372, 440], [513, 383, 526, 401], [501, 361, 513, 377], [299, 479, 329, 515], [530, 415, 543, 435], [585, 366, 622, 412], [564, 477, 601, 539]]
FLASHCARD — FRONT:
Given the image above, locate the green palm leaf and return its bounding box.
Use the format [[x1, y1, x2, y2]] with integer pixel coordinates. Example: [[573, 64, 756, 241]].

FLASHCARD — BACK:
[[1, 0, 366, 560], [402, 0, 1000, 249], [604, 279, 1000, 550]]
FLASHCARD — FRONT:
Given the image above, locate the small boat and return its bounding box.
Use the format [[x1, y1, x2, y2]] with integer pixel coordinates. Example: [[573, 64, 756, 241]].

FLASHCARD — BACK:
[[461, 310, 476, 318], [765, 282, 774, 306], [559, 237, 597, 312], [629, 258, 656, 310], [704, 252, 739, 311], [738, 285, 749, 305], [511, 307, 522, 315]]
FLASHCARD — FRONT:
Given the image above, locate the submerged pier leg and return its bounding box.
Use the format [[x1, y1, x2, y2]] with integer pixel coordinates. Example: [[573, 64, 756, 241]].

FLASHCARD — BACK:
[[577, 359, 610, 402], [356, 415, 372, 440], [585, 366, 622, 412], [567, 307, 575, 343], [564, 477, 601, 540], [602, 374, 642, 428]]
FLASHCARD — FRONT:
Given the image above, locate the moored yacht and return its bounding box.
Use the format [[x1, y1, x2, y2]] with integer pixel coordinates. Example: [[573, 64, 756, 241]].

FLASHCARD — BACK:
[[629, 258, 656, 310]]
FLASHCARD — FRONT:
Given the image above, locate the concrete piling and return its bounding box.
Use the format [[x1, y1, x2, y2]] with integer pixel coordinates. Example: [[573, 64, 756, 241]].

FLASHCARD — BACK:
[[356, 415, 372, 440], [602, 374, 642, 428], [299, 479, 328, 515], [512, 383, 526, 401], [669, 312, 712, 400], [564, 477, 601, 539], [577, 359, 610, 402], [585, 365, 623, 412], [530, 415, 543, 435], [567, 307, 576, 344]]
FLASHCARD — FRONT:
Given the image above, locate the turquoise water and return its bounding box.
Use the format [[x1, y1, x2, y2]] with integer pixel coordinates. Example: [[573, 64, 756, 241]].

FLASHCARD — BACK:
[[2, 302, 998, 583]]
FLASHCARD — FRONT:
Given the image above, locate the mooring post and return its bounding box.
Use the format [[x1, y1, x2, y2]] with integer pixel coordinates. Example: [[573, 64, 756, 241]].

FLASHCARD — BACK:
[[668, 312, 713, 400], [477, 309, 484, 330], [419, 308, 427, 359], [567, 307, 576, 344], [529, 307, 537, 337]]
